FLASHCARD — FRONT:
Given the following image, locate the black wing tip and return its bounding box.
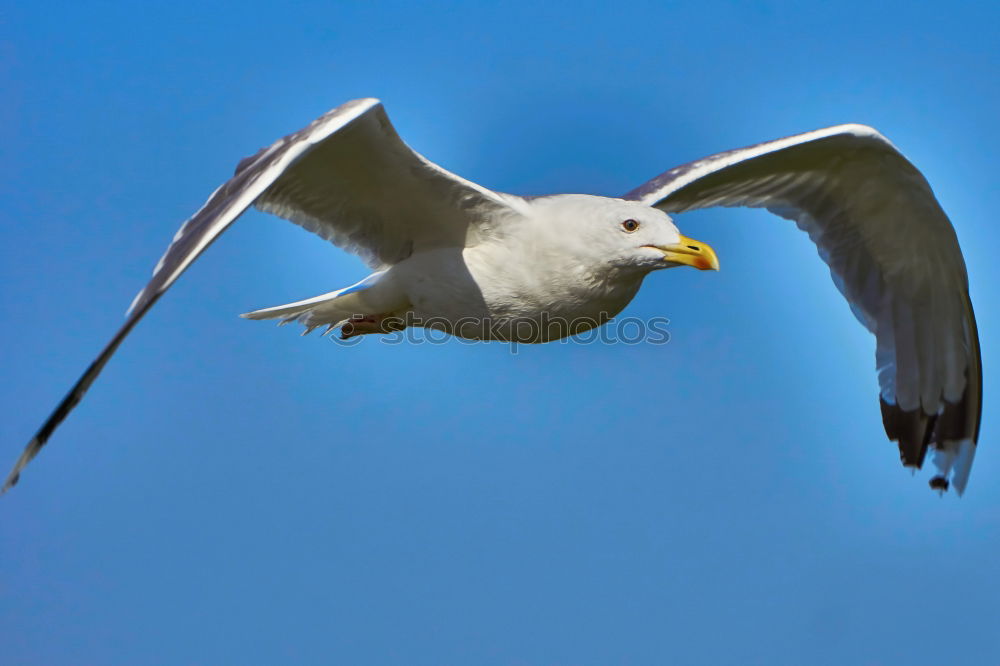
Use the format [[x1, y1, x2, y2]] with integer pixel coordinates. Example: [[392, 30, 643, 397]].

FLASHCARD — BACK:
[[1, 435, 43, 496], [880, 397, 935, 468], [1, 473, 20, 495], [880, 391, 979, 493], [880, 292, 982, 495], [1, 473, 19, 495], [1, 305, 151, 497]]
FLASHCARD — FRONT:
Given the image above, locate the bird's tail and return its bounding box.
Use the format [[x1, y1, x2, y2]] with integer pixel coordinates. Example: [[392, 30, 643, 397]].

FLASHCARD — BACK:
[[241, 292, 355, 334], [241, 270, 398, 335]]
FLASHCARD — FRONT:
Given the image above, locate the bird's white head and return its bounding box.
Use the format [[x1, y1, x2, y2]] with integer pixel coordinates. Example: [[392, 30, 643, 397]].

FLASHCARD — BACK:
[[530, 194, 720, 275]]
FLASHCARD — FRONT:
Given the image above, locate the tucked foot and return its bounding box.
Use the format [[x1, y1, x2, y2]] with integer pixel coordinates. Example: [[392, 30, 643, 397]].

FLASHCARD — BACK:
[[340, 313, 406, 339]]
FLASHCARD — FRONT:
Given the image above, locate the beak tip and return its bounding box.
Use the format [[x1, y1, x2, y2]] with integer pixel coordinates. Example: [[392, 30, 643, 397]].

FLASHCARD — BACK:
[[696, 257, 720, 271]]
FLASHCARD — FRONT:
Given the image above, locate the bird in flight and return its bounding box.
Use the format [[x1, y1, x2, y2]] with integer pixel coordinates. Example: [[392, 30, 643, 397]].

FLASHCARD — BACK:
[[4, 98, 981, 494]]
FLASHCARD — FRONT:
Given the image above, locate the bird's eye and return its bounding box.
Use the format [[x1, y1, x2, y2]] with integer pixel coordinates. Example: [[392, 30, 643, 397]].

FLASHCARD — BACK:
[[621, 219, 640, 232]]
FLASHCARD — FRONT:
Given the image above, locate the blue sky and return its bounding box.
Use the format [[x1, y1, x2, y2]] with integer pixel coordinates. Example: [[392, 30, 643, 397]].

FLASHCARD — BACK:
[[2, 1, 998, 664]]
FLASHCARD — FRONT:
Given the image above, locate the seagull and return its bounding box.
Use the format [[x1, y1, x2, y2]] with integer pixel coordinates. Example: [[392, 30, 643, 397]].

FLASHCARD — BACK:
[[3, 98, 981, 495]]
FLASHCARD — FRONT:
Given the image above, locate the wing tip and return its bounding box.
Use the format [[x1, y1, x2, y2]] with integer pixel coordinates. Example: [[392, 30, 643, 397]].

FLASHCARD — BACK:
[[1, 435, 42, 496], [880, 394, 979, 494], [1, 472, 20, 495]]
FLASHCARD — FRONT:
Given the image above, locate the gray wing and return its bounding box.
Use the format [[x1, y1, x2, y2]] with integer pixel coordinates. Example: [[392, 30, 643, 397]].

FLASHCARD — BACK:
[[3, 97, 517, 493], [625, 124, 981, 493]]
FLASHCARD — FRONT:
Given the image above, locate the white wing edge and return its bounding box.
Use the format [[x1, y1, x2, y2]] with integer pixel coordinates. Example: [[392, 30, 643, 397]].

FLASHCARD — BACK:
[[127, 97, 382, 316], [628, 124, 897, 206]]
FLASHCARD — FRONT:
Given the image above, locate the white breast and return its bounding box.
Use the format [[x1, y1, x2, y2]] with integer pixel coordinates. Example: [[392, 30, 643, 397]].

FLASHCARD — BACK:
[[393, 241, 643, 343]]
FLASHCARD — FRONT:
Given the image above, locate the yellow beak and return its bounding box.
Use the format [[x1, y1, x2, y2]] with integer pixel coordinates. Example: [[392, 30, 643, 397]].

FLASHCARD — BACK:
[[651, 234, 720, 271]]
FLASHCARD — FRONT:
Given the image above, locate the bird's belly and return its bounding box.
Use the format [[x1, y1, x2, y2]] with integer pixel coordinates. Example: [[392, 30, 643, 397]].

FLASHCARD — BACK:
[[393, 248, 639, 343]]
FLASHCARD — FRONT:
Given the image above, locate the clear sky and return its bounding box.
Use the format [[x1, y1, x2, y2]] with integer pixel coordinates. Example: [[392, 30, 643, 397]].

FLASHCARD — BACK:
[[2, 1, 998, 664]]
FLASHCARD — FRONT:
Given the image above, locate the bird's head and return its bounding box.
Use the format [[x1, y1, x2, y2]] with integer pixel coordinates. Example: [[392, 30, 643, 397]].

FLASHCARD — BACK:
[[532, 195, 720, 275]]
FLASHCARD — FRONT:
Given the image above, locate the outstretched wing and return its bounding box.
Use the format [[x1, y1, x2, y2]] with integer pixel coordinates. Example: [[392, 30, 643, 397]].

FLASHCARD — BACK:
[[625, 124, 981, 493], [3, 98, 517, 493]]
